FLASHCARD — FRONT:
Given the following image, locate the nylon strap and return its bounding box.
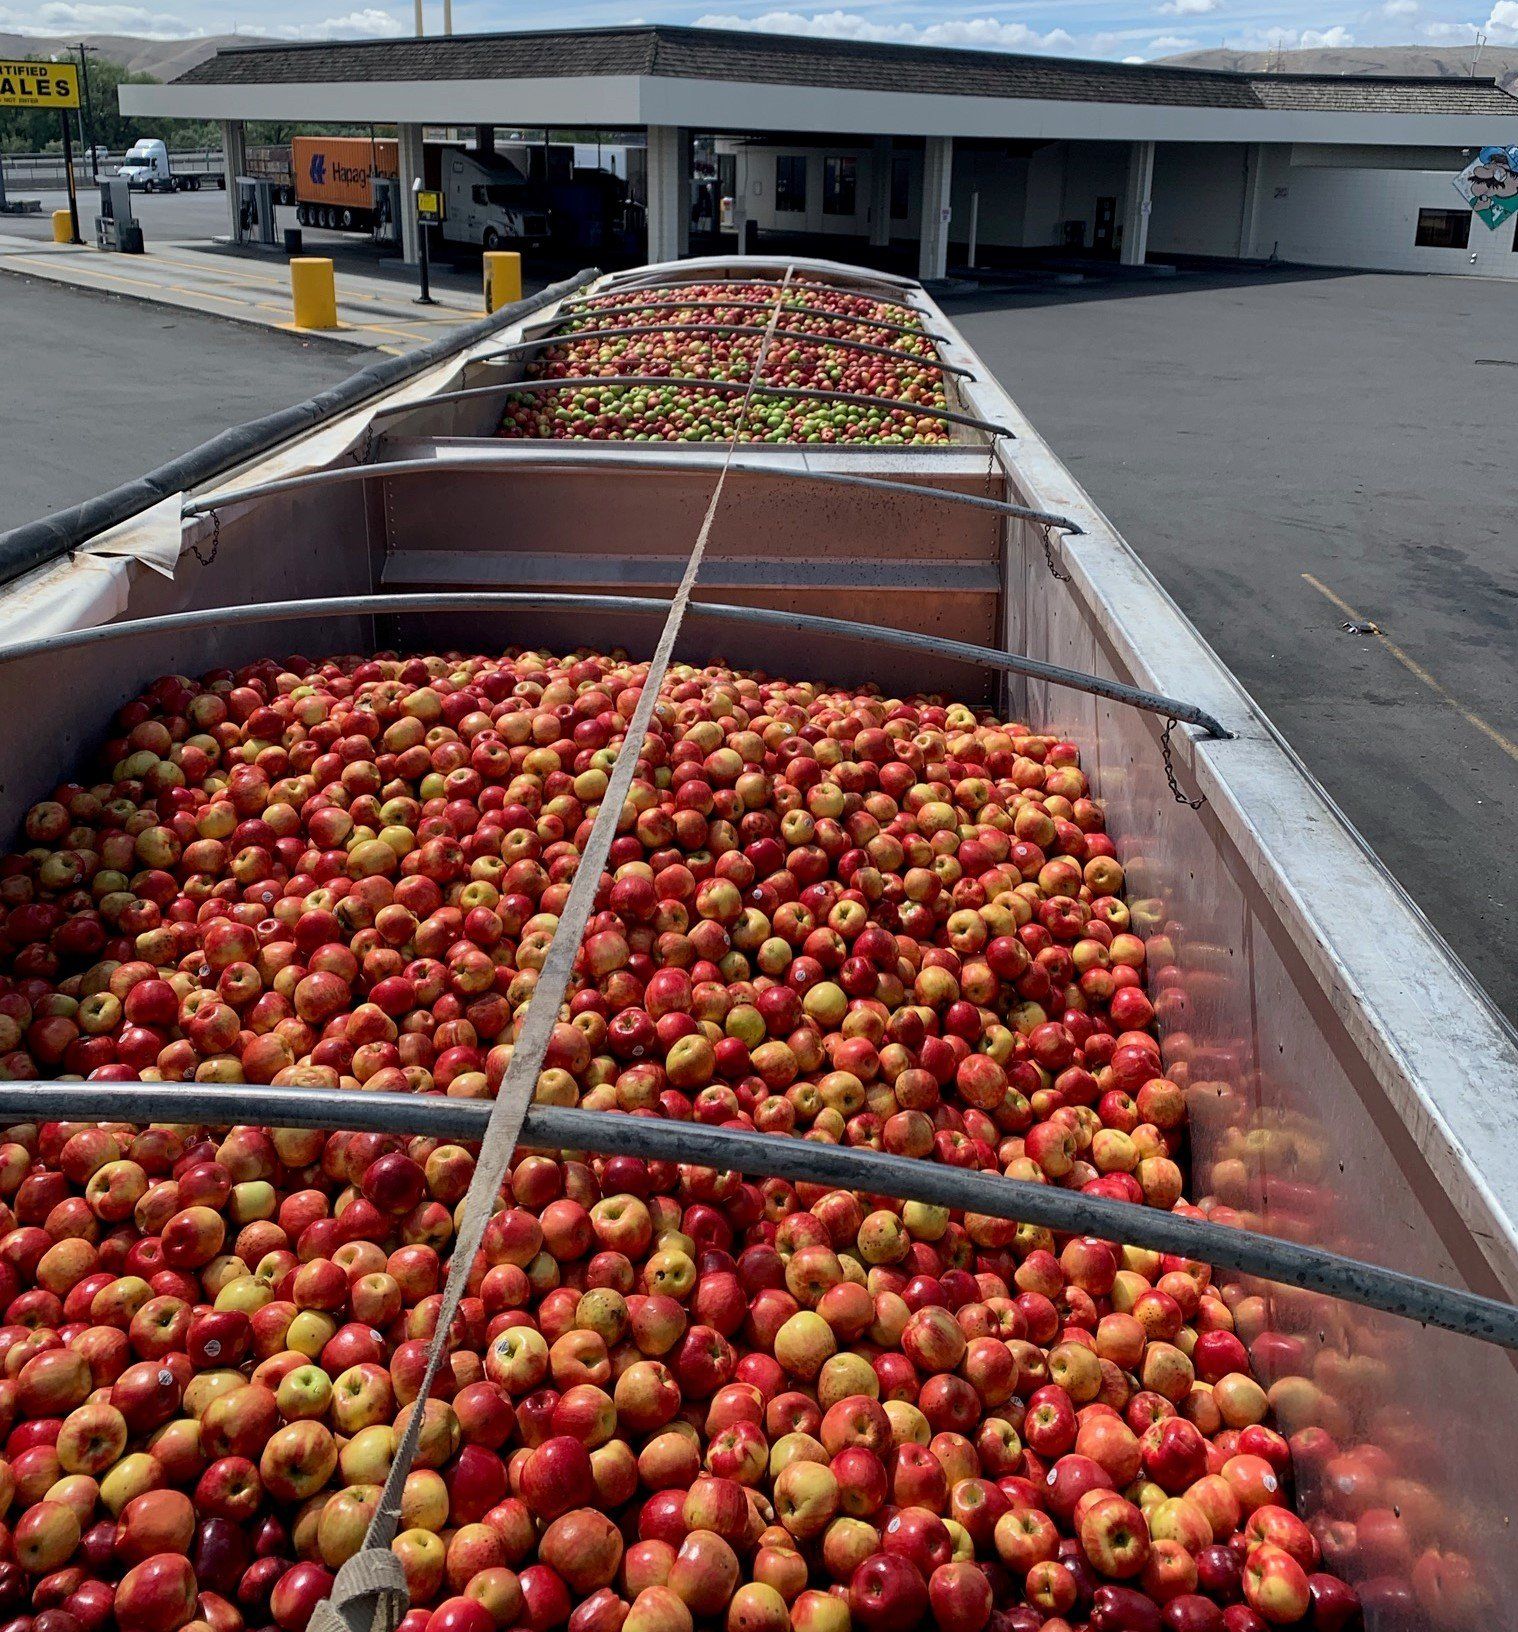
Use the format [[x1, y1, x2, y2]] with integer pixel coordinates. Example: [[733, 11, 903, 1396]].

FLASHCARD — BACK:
[[309, 266, 798, 1632]]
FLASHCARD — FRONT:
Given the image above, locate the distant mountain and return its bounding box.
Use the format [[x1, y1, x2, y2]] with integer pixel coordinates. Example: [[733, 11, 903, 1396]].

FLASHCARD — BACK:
[[1163, 43, 1518, 93], [0, 32, 269, 80]]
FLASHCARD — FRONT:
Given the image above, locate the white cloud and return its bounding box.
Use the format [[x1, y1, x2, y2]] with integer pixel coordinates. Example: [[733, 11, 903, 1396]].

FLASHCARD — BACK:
[[0, 1, 197, 34], [1382, 0, 1417, 14], [1149, 32, 1199, 50], [1244, 21, 1356, 47], [1423, 19, 1480, 37], [1122, 52, 1146, 60], [1486, 0, 1518, 42], [1302, 24, 1355, 43], [267, 7, 404, 37], [0, 0, 400, 33], [694, 10, 1077, 51], [1157, 0, 1220, 14]]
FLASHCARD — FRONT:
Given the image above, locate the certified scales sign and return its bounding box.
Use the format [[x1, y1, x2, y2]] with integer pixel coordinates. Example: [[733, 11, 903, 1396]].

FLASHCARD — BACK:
[[1453, 145, 1518, 230], [0, 59, 80, 109]]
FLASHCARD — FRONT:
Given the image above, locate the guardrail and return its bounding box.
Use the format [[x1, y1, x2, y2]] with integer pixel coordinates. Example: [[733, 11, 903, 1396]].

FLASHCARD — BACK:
[[0, 147, 224, 190]]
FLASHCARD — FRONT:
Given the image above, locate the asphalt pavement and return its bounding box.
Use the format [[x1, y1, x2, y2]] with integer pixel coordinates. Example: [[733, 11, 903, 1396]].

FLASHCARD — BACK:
[[940, 265, 1518, 1022], [0, 275, 362, 533]]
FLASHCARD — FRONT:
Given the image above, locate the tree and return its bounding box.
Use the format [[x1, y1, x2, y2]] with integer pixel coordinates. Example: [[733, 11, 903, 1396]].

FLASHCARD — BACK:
[[0, 52, 222, 153]]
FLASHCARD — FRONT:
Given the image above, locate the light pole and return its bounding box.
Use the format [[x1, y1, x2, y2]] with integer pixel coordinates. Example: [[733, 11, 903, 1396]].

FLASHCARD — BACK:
[[76, 44, 99, 179]]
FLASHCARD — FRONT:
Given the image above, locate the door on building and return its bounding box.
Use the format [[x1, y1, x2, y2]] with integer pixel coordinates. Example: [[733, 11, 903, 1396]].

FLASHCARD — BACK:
[[1093, 196, 1117, 256]]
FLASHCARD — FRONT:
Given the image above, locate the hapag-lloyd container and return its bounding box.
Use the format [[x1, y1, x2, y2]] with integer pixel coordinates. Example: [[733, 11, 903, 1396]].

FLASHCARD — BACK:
[[1, 256, 1515, 1623]]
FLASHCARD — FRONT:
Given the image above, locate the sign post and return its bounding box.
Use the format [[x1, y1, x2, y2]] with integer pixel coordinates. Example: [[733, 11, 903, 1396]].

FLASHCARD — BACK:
[[414, 180, 443, 307], [60, 111, 82, 245], [0, 60, 83, 244]]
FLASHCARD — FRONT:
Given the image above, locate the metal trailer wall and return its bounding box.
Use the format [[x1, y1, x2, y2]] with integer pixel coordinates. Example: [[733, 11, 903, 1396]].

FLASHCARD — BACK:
[[0, 256, 1514, 1622]]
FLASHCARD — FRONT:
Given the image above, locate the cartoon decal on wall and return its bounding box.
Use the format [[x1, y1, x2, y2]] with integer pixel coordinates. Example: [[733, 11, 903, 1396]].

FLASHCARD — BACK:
[[1454, 146, 1518, 229]]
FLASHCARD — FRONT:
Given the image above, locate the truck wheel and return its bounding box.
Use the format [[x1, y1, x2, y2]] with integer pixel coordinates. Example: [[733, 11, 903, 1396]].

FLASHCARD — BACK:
[[340, 208, 354, 230], [483, 228, 503, 250], [187, 177, 200, 192]]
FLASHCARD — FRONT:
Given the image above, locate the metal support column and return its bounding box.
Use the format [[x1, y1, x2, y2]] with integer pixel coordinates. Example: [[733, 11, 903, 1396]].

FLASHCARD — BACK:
[[1121, 139, 1155, 266], [398, 122, 424, 266], [869, 136, 892, 249], [731, 147, 749, 250], [918, 136, 953, 281], [1238, 142, 1265, 259], [646, 124, 684, 263], [679, 128, 693, 257], [220, 119, 246, 244]]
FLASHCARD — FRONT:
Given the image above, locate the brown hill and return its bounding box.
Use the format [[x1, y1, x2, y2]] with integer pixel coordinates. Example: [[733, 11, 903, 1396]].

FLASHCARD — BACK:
[[1163, 42, 1518, 93], [0, 32, 269, 81]]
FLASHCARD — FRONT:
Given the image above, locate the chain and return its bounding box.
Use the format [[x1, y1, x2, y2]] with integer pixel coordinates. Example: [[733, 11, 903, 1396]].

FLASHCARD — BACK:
[[187, 509, 220, 568], [1040, 524, 1072, 583], [1161, 716, 1205, 809], [353, 422, 375, 465]]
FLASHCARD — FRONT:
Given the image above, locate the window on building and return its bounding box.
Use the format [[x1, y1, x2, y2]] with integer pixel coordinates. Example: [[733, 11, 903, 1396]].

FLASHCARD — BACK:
[[823, 156, 858, 217], [775, 155, 806, 213], [890, 152, 911, 220], [1414, 208, 1470, 249]]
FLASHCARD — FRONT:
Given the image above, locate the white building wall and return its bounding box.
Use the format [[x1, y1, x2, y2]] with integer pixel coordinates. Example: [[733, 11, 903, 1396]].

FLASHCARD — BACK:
[[741, 143, 880, 239], [1147, 143, 1249, 257], [948, 150, 1029, 249], [724, 136, 1518, 279], [1250, 149, 1518, 275], [1021, 143, 1067, 247], [1056, 142, 1131, 249]]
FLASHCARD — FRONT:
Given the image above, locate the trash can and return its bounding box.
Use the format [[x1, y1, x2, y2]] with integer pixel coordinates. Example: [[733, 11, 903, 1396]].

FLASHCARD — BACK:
[[284, 228, 303, 256]]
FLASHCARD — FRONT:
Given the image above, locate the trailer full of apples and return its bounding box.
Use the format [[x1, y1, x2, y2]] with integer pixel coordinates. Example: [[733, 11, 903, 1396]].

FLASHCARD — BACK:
[[497, 281, 951, 444], [0, 640, 1366, 1632]]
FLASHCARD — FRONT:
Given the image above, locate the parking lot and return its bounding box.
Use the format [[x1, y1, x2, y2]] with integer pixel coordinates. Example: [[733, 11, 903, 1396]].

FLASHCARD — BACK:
[[942, 266, 1518, 1020]]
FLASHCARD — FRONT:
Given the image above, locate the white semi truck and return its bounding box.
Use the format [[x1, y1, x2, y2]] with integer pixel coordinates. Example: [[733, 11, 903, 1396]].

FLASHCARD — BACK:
[[115, 138, 224, 193], [440, 149, 550, 250]]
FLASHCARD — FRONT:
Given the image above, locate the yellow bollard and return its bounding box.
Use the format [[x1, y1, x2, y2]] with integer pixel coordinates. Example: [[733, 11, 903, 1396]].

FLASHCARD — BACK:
[[290, 257, 338, 330], [483, 250, 522, 314], [51, 209, 73, 244]]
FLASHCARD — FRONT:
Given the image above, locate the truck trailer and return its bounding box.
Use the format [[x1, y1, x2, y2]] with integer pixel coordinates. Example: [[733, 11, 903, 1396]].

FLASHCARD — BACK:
[[0, 258, 1512, 1632], [289, 134, 399, 232]]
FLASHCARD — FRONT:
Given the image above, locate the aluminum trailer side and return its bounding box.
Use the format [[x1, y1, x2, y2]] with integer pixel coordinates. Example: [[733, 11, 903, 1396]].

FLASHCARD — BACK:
[[0, 256, 1514, 1623]]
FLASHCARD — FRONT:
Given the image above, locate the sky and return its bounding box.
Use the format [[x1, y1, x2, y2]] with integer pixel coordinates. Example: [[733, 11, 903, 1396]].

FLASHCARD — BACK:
[[2, 0, 1516, 63]]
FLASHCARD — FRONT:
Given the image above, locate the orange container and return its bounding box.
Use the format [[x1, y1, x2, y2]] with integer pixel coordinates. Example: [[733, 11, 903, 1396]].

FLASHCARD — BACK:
[[292, 136, 399, 210]]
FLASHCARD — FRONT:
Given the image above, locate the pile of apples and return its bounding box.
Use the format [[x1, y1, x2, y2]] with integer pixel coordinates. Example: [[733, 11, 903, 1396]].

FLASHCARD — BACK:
[[497, 280, 950, 444], [0, 646, 1364, 1632]]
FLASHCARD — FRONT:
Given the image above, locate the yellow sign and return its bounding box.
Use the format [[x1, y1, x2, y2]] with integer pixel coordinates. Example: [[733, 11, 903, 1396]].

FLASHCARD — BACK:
[[416, 188, 444, 224], [0, 59, 80, 110]]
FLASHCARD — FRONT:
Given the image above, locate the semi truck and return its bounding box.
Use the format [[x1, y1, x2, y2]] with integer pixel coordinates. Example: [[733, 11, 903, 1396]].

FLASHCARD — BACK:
[[114, 138, 224, 192], [439, 147, 550, 250], [0, 257, 1513, 1631]]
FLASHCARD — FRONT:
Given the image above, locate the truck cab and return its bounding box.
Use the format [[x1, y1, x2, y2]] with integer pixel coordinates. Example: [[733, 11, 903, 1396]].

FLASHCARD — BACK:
[[443, 152, 549, 250], [117, 140, 170, 192]]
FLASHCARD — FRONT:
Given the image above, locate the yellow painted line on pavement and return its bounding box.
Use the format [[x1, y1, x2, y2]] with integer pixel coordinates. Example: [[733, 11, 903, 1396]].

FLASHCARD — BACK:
[[155, 247, 475, 312], [2, 254, 166, 297], [1302, 573, 1518, 766], [170, 283, 259, 307]]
